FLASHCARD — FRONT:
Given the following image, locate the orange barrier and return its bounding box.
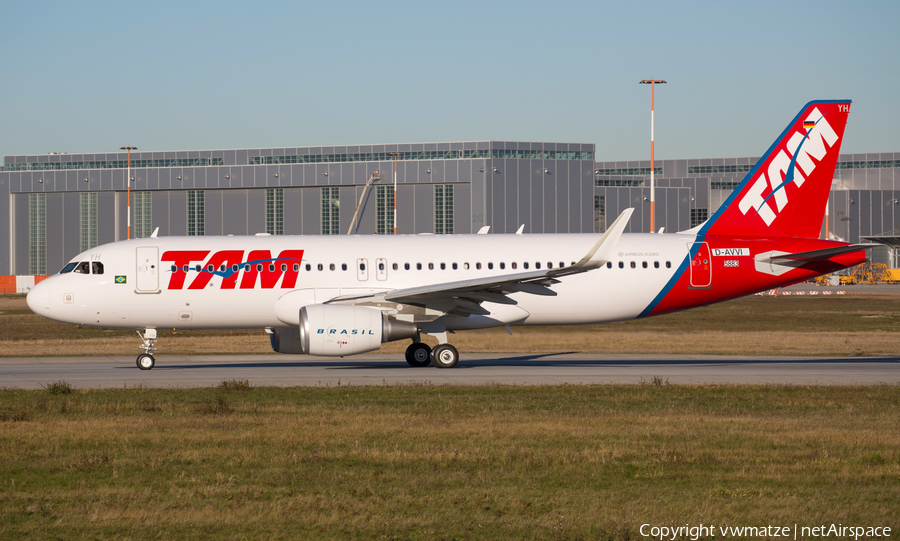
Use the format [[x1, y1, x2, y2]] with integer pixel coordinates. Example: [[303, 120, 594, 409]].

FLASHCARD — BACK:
[[0, 276, 14, 294]]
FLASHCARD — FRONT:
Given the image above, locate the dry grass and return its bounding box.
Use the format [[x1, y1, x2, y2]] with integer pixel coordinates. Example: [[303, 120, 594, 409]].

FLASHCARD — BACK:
[[3, 294, 900, 357], [0, 385, 896, 539]]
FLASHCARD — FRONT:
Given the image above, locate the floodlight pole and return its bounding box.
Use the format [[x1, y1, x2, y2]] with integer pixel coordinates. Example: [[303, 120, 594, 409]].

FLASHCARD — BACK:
[[121, 146, 137, 239], [389, 152, 402, 234], [640, 79, 665, 233]]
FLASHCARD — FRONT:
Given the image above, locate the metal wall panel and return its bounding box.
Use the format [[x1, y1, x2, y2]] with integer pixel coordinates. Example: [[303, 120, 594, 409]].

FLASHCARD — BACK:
[[206, 189, 223, 236], [98, 192, 116, 247], [414, 184, 433, 234], [284, 187, 303, 235], [169, 190, 188, 237], [302, 186, 320, 235], [223, 189, 248, 236]]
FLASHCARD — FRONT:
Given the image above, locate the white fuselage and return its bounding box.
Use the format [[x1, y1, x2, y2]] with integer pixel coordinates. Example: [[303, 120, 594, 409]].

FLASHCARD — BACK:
[[29, 232, 695, 331]]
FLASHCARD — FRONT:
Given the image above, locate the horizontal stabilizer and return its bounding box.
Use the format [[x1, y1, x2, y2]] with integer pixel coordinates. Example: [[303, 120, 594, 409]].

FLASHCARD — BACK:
[[761, 244, 877, 264]]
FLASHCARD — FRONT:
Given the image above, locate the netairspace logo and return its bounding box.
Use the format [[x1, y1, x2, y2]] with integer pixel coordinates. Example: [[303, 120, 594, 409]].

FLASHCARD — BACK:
[[640, 523, 892, 540]]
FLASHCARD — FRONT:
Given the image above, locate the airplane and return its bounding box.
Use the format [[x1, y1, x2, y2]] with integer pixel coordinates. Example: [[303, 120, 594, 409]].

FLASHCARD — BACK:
[[26, 100, 874, 370]]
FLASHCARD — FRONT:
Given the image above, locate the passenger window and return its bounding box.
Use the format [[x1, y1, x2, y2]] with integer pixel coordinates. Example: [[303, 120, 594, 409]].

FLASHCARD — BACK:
[[342, 263, 347, 271], [256, 264, 263, 272], [547, 262, 553, 269], [208, 264, 214, 272], [654, 261, 659, 269], [305, 264, 311, 271], [642, 261, 648, 269], [440, 263, 446, 270], [92, 262, 104, 274], [281, 264, 287, 272], [535, 262, 541, 269], [428, 263, 434, 270], [360, 263, 366, 271], [618, 262, 624, 269], [292, 264, 299, 272], [379, 262, 385, 271], [630, 261, 636, 269], [195, 264, 202, 272], [607, 262, 612, 269], [417, 263, 422, 270], [476, 263, 482, 270], [464, 262, 470, 270], [488, 262, 494, 270], [330, 264, 335, 271], [170, 265, 177, 273], [392, 263, 398, 271], [405, 263, 410, 270], [317, 264, 323, 271], [452, 263, 458, 270], [499, 262, 505, 270], [185, 265, 191, 273], [666, 261, 672, 268], [523, 262, 529, 269], [244, 264, 250, 272], [268, 264, 275, 272], [561, 262, 567, 268]]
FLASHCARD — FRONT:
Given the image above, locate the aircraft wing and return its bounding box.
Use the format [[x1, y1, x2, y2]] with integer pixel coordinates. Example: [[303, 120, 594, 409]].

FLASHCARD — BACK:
[[326, 208, 633, 316]]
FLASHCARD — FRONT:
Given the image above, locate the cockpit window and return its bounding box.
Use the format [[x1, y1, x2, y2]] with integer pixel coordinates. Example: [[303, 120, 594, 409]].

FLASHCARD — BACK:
[[92, 262, 104, 275], [73, 262, 91, 274], [60, 262, 78, 274]]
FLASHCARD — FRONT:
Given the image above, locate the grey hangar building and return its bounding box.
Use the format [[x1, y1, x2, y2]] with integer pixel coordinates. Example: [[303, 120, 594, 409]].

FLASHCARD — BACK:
[[2, 142, 900, 277]]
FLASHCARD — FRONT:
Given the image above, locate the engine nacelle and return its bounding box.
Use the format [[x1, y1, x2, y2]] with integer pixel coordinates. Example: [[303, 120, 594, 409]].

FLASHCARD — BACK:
[[270, 304, 417, 356]]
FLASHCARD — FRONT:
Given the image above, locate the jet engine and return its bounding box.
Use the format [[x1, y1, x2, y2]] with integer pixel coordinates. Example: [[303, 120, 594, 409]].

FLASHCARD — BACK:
[[270, 304, 417, 356]]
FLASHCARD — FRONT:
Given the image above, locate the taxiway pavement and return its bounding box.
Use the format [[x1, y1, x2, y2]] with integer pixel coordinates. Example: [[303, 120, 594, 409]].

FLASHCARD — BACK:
[[0, 353, 898, 389]]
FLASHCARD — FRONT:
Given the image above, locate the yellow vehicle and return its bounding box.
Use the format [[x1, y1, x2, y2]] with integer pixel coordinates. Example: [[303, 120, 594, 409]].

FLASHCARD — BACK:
[[884, 269, 900, 284], [839, 275, 856, 285]]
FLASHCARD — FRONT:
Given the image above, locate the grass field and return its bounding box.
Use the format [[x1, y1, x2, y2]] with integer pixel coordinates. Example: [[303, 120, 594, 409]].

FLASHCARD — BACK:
[[0, 384, 897, 539], [3, 294, 900, 357]]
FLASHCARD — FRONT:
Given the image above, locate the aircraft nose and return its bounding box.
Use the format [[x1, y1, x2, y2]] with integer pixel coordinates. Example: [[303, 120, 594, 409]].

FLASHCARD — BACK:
[[26, 279, 51, 316]]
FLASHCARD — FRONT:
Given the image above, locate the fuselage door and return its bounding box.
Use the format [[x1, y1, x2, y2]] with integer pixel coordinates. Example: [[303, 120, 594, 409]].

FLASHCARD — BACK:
[[688, 242, 712, 288], [375, 258, 387, 281], [357, 258, 369, 281], [136, 246, 160, 291]]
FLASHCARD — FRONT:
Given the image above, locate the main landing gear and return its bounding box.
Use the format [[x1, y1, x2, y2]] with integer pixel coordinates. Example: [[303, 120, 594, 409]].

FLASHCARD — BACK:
[[136, 329, 157, 370], [404, 340, 461, 369]]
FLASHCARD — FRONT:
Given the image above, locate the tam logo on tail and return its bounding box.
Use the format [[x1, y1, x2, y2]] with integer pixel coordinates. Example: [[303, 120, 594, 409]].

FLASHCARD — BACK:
[[705, 100, 850, 239]]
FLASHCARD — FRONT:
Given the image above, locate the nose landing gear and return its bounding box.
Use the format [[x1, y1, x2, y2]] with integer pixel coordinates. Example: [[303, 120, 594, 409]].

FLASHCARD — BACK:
[[136, 329, 157, 370]]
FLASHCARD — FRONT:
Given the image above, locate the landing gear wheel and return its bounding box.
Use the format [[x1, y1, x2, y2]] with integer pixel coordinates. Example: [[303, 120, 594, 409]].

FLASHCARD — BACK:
[[136, 353, 156, 370], [431, 344, 459, 369], [405, 343, 432, 367]]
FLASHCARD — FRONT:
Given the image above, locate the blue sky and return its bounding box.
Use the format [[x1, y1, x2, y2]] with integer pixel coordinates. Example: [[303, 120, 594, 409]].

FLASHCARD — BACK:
[[1, 0, 897, 161]]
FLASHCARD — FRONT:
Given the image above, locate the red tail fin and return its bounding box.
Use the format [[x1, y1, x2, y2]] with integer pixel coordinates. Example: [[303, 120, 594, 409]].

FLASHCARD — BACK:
[[702, 100, 850, 239]]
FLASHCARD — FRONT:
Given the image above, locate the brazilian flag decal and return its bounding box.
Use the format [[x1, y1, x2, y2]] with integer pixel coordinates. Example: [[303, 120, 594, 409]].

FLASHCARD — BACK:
[[115, 276, 127, 284]]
